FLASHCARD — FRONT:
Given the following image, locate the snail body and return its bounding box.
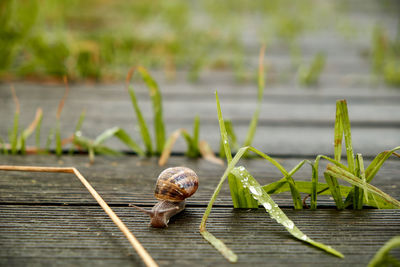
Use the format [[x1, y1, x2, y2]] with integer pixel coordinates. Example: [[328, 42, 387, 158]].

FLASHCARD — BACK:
[[130, 167, 198, 228]]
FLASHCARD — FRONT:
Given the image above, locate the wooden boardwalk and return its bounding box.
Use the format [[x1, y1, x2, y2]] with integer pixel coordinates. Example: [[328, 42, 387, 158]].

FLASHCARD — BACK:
[[1, 2, 400, 266]]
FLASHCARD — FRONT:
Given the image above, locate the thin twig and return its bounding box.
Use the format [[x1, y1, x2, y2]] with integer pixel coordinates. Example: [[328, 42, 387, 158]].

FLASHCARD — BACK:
[[0, 165, 158, 267], [302, 194, 310, 209], [57, 76, 70, 119]]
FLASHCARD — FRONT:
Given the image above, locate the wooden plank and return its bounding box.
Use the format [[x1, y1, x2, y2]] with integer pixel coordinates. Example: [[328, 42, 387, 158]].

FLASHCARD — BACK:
[[1, 82, 399, 156], [1, 205, 399, 266], [1, 156, 399, 206]]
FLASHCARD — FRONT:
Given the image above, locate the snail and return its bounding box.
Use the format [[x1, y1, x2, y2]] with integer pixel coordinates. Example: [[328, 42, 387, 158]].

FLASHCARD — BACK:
[[130, 167, 199, 228]]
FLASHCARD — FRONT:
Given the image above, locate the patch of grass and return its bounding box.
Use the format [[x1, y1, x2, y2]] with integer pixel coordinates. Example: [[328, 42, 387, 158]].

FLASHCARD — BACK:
[[199, 94, 399, 262], [0, 1, 348, 83]]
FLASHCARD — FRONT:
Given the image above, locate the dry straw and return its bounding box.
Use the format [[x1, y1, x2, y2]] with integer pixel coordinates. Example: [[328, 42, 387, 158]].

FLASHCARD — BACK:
[[0, 165, 158, 267]]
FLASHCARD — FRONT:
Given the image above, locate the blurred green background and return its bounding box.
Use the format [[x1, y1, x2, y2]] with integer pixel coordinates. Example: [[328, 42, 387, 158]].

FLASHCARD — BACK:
[[0, 0, 399, 85]]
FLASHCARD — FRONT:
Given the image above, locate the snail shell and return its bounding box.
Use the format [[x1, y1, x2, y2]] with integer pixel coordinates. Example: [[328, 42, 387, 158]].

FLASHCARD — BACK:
[[130, 167, 199, 228], [154, 167, 199, 202]]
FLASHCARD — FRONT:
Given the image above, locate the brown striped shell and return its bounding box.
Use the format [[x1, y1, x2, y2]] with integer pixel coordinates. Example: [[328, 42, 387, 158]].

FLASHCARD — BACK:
[[154, 167, 199, 202]]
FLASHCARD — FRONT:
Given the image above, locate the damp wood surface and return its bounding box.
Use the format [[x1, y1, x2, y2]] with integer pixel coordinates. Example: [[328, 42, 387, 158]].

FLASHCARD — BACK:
[[0, 155, 400, 267], [1, 2, 400, 266]]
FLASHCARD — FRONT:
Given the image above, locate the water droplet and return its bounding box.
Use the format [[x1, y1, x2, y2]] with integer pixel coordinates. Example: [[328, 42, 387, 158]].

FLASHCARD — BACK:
[[283, 220, 294, 230], [263, 202, 272, 210], [249, 186, 261, 196]]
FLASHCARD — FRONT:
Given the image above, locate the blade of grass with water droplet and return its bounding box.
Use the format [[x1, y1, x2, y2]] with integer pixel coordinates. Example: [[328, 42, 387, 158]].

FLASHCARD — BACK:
[[231, 167, 344, 258], [200, 146, 344, 262], [219, 120, 238, 158], [216, 92, 256, 208]]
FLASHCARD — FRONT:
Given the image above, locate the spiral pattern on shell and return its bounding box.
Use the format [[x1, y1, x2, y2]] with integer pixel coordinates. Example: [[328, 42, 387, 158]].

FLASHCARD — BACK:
[[154, 167, 199, 202]]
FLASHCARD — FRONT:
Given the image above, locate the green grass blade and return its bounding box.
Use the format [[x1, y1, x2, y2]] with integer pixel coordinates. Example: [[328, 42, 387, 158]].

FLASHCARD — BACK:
[[74, 110, 86, 133], [199, 147, 243, 262], [338, 100, 355, 173], [263, 180, 352, 196], [309, 154, 350, 210], [94, 127, 144, 156], [263, 159, 308, 195], [247, 146, 303, 209], [344, 146, 400, 209], [10, 110, 19, 155], [298, 52, 326, 85], [216, 91, 240, 207], [0, 137, 5, 154], [232, 167, 344, 258], [94, 145, 122, 156], [72, 135, 91, 150], [192, 115, 200, 155], [366, 195, 398, 209], [365, 146, 400, 182], [356, 154, 368, 209], [334, 102, 343, 162], [324, 172, 344, 210], [127, 85, 152, 154], [221, 120, 239, 155], [310, 157, 321, 209], [55, 119, 62, 156], [35, 109, 43, 150], [137, 66, 166, 154], [368, 236, 400, 267], [69, 109, 86, 154], [200, 231, 238, 262], [326, 164, 400, 208]]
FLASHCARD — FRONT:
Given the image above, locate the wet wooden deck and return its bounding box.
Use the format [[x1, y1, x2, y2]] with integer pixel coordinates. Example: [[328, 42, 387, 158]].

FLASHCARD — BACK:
[[1, 2, 400, 266]]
